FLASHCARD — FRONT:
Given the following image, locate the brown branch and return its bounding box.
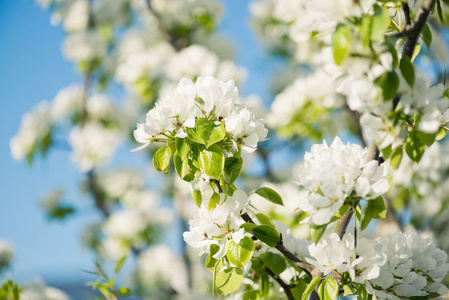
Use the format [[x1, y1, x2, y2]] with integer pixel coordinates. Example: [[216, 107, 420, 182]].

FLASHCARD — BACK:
[[265, 267, 295, 300], [241, 213, 314, 278], [402, 2, 412, 29]]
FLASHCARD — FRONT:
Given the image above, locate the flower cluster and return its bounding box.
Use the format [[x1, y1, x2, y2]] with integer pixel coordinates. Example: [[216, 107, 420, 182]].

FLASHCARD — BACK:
[[183, 190, 249, 259], [307, 233, 386, 283], [295, 137, 389, 225], [133, 76, 267, 153], [367, 233, 449, 299], [307, 232, 449, 299]]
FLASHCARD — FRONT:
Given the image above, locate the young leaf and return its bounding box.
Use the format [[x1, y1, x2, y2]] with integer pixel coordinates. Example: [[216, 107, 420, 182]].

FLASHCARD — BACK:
[[291, 279, 308, 300], [371, 4, 390, 41], [399, 55, 415, 87], [417, 130, 437, 147], [118, 287, 132, 296], [240, 223, 257, 234], [310, 223, 327, 244], [354, 204, 362, 228], [252, 225, 280, 247], [153, 146, 171, 173], [192, 190, 202, 208], [256, 213, 275, 227], [436, 127, 446, 141], [115, 254, 128, 273], [226, 236, 255, 268], [175, 137, 189, 160], [196, 118, 226, 148], [199, 145, 225, 180], [333, 23, 351, 65], [382, 70, 399, 100], [319, 277, 339, 300], [301, 276, 321, 300], [421, 23, 432, 50], [206, 244, 220, 272], [436, 0, 445, 28], [404, 130, 426, 163], [186, 127, 205, 144], [261, 252, 287, 275], [208, 192, 221, 211], [216, 267, 244, 294], [254, 187, 284, 206], [389, 146, 403, 170], [357, 285, 373, 300], [243, 291, 260, 300], [361, 196, 387, 230], [224, 157, 243, 184], [343, 285, 357, 296], [174, 153, 190, 179]]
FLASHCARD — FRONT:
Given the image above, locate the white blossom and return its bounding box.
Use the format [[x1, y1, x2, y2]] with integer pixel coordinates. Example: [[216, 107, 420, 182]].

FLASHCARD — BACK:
[[183, 190, 249, 259], [21, 282, 70, 300], [69, 122, 121, 171], [63, 30, 106, 62], [295, 137, 389, 225], [133, 76, 267, 153], [10, 101, 53, 160], [0, 240, 13, 271]]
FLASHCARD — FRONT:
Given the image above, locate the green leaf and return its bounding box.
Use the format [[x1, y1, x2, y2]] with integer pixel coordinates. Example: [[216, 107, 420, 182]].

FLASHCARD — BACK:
[[417, 130, 437, 147], [251, 257, 265, 273], [174, 153, 190, 180], [216, 267, 244, 294], [354, 204, 362, 228], [412, 44, 421, 62], [261, 270, 270, 298], [436, 127, 446, 141], [319, 278, 339, 300], [153, 146, 171, 173], [421, 23, 432, 50], [436, 0, 445, 27], [261, 252, 287, 275], [254, 187, 284, 206], [240, 223, 257, 234], [252, 225, 280, 247], [115, 254, 127, 274], [224, 157, 243, 184], [196, 118, 226, 148], [357, 285, 373, 300], [361, 196, 387, 230], [226, 236, 255, 268], [206, 244, 220, 272], [371, 4, 390, 41], [256, 213, 274, 227], [118, 287, 132, 296], [208, 192, 221, 211], [243, 291, 260, 300], [291, 279, 308, 300], [389, 146, 403, 170], [199, 145, 225, 180], [343, 285, 357, 296], [175, 137, 189, 160], [404, 130, 426, 163], [192, 190, 202, 208], [301, 276, 321, 300], [333, 23, 351, 65], [360, 15, 371, 48], [399, 55, 415, 87], [380, 70, 399, 101], [310, 223, 327, 244], [186, 127, 204, 144]]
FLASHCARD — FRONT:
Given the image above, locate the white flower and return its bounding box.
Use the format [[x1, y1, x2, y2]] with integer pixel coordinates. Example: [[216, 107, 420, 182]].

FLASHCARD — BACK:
[[183, 190, 249, 259], [360, 113, 401, 150], [10, 101, 53, 160], [306, 233, 386, 282], [295, 137, 389, 225], [133, 76, 267, 153], [63, 0, 89, 32], [63, 30, 106, 62], [21, 282, 70, 300], [69, 122, 121, 171]]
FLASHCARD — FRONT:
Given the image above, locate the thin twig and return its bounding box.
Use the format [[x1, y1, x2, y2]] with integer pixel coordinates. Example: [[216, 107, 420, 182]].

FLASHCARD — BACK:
[[265, 268, 295, 300]]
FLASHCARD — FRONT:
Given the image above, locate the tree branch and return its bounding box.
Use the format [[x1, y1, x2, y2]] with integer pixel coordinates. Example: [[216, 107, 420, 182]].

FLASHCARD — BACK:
[[265, 267, 295, 300], [241, 213, 314, 278]]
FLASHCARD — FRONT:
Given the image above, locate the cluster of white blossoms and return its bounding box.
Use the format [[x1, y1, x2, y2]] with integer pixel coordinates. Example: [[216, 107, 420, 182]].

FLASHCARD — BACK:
[[307, 233, 386, 283], [295, 137, 390, 225], [69, 123, 121, 171], [0, 240, 13, 272], [367, 233, 449, 299], [133, 76, 267, 153], [20, 282, 70, 300], [183, 190, 249, 259], [307, 232, 449, 299], [10, 101, 53, 161]]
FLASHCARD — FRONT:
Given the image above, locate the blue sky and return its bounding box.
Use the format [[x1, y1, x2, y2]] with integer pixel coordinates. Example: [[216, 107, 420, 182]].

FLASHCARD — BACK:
[[0, 0, 280, 286]]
